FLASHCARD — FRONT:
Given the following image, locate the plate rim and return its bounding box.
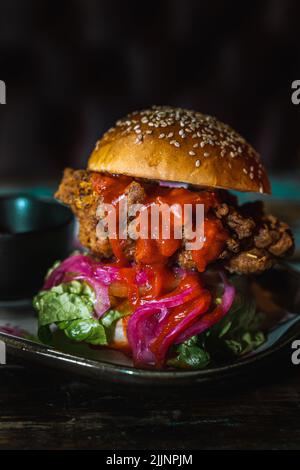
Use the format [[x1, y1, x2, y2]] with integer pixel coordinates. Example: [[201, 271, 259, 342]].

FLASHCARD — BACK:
[[1, 263, 300, 384], [1, 321, 299, 383]]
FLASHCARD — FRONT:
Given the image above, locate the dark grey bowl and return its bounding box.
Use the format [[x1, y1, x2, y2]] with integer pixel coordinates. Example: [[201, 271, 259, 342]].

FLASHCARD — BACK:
[[0, 194, 75, 300]]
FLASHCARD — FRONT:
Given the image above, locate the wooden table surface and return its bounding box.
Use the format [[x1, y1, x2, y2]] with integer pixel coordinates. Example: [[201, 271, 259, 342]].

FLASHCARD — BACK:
[[1, 360, 300, 450]]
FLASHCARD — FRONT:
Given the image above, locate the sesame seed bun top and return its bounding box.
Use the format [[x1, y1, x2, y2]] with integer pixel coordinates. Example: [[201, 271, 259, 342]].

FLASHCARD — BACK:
[[88, 106, 271, 194]]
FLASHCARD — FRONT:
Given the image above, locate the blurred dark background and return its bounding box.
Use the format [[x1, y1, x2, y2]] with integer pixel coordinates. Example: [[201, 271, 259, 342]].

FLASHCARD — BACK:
[[0, 0, 300, 182]]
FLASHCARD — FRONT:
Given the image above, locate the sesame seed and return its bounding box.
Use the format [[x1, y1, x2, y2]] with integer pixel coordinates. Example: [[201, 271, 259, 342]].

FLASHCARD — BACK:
[[204, 152, 210, 157], [249, 173, 254, 180], [135, 135, 143, 144], [146, 130, 153, 135], [189, 150, 196, 156], [243, 168, 248, 174], [113, 106, 263, 171], [246, 253, 258, 259], [195, 159, 201, 167], [159, 133, 165, 139]]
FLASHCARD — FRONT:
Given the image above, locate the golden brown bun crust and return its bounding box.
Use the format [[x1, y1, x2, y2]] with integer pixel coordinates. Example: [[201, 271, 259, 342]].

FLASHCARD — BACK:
[[88, 106, 271, 194]]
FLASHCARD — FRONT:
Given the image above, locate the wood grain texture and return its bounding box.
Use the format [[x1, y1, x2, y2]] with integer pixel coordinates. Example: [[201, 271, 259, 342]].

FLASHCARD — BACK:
[[1, 362, 300, 450]]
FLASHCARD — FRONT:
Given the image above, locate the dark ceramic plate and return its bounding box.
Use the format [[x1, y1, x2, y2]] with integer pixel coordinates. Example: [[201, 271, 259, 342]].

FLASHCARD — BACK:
[[0, 264, 300, 386]]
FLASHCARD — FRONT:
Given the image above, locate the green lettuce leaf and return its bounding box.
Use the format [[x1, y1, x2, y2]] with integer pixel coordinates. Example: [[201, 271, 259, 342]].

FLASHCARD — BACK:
[[168, 336, 210, 369], [101, 308, 131, 342], [33, 280, 130, 347], [101, 309, 128, 328], [57, 318, 107, 345], [33, 280, 95, 327], [224, 331, 265, 356], [205, 275, 265, 359], [170, 276, 266, 369]]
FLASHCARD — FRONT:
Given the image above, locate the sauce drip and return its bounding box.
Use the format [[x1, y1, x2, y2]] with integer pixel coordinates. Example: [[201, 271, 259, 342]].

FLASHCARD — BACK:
[[91, 173, 228, 300]]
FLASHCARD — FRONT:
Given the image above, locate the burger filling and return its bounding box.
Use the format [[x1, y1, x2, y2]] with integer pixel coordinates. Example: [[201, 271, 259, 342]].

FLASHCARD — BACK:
[[33, 168, 294, 369], [55, 168, 293, 274]]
